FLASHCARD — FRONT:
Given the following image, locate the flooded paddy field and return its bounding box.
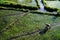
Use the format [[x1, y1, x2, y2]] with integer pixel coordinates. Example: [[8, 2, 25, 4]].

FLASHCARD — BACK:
[[0, 0, 60, 40]]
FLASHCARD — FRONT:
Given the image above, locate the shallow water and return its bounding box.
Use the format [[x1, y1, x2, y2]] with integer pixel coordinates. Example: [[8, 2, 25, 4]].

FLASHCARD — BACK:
[[38, 0, 47, 12]]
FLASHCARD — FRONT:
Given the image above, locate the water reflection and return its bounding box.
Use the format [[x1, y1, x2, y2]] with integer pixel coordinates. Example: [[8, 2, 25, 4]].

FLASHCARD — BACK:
[[38, 0, 47, 12]]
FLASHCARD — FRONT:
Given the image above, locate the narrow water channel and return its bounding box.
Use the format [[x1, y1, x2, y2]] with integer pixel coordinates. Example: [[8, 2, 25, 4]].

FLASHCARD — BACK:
[[38, 0, 47, 12]]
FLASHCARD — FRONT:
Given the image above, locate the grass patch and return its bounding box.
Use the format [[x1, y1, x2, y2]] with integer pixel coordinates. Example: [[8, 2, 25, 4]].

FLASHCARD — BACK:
[[1, 10, 60, 40]]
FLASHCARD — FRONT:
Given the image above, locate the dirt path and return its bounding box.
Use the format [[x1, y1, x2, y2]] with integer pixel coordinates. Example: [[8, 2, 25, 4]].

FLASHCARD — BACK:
[[8, 22, 60, 40], [0, 13, 28, 34], [8, 29, 41, 40]]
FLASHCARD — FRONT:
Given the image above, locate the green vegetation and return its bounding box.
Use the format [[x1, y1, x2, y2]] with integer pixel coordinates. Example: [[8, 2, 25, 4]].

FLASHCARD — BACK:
[[0, 0, 60, 40], [0, 0, 39, 10], [46, 0, 60, 1], [0, 0, 37, 7], [57, 10, 60, 13], [0, 10, 60, 40], [35, 0, 40, 8]]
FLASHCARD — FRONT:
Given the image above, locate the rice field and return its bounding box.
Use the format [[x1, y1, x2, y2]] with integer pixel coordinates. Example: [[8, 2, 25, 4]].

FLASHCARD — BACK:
[[0, 0, 60, 40]]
